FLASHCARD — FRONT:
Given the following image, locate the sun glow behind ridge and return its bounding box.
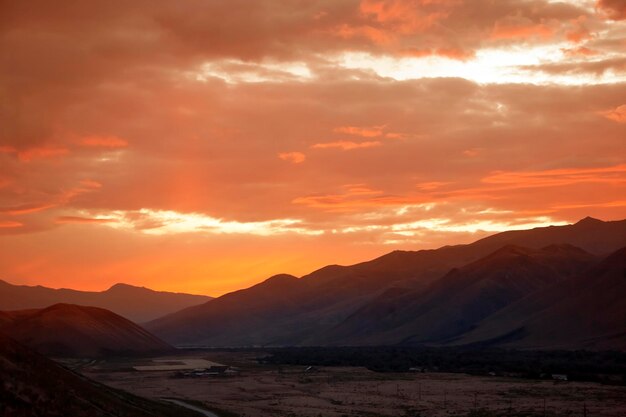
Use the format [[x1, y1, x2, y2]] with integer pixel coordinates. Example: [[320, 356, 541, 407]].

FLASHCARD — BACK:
[[1, 0, 625, 294]]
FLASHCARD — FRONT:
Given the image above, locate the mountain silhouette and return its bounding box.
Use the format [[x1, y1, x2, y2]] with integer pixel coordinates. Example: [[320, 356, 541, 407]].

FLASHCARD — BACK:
[[453, 247, 626, 350], [147, 217, 626, 349], [316, 244, 597, 345], [0, 280, 211, 323]]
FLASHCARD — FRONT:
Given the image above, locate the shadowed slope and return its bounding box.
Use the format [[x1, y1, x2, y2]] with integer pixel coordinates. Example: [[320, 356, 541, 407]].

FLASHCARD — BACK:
[[1, 304, 174, 357], [318, 244, 596, 345], [0, 333, 199, 417], [455, 247, 626, 350]]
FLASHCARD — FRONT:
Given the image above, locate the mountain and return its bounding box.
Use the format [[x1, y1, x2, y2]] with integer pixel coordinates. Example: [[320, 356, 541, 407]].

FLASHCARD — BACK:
[[0, 304, 174, 357], [453, 247, 626, 350], [0, 280, 212, 323], [147, 217, 626, 347], [316, 244, 597, 346], [0, 333, 199, 417]]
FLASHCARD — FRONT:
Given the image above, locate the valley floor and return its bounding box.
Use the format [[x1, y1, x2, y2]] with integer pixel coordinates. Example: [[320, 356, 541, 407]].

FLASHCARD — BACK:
[[75, 350, 626, 417]]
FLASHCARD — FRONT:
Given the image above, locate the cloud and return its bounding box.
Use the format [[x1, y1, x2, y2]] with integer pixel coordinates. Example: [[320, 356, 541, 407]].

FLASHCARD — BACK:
[[482, 165, 626, 188], [61, 208, 324, 237], [80, 136, 129, 148], [600, 104, 626, 123], [490, 20, 554, 40], [0, 146, 70, 162], [55, 216, 117, 224], [518, 57, 626, 76], [597, 0, 626, 20], [278, 151, 306, 164], [333, 125, 386, 137], [312, 140, 382, 150], [0, 221, 23, 228]]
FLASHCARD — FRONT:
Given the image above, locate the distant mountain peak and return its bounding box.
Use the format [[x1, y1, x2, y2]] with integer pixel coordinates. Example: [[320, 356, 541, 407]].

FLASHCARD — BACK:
[[263, 274, 299, 285], [106, 282, 146, 292], [0, 280, 212, 323], [575, 216, 603, 226]]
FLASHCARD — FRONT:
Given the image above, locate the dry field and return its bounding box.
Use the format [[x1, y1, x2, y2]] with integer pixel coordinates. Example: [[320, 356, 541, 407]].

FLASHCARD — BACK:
[[77, 350, 626, 417]]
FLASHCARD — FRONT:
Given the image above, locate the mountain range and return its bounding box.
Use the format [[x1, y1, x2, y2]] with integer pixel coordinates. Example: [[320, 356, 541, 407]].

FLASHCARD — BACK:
[[0, 280, 212, 323], [146, 217, 626, 349]]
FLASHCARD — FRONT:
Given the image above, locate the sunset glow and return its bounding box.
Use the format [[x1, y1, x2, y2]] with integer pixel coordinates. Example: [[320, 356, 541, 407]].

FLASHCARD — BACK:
[[1, 0, 625, 296]]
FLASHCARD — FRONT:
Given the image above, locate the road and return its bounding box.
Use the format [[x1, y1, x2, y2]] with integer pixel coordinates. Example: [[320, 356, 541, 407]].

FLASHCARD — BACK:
[[161, 398, 220, 417]]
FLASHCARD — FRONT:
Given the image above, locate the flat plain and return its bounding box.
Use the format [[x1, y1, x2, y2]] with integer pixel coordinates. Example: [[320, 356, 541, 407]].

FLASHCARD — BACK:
[[73, 350, 626, 417]]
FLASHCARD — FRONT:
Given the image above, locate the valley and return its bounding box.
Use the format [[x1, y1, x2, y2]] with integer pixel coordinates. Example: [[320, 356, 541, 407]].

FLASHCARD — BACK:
[[78, 349, 626, 417]]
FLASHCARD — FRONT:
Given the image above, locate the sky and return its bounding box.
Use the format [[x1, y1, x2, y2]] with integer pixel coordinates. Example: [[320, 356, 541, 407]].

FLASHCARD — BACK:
[[1, 0, 625, 296]]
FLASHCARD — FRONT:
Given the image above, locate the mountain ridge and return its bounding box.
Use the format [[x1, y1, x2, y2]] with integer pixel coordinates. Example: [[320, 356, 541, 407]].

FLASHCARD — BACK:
[[0, 279, 212, 323], [147, 217, 626, 349]]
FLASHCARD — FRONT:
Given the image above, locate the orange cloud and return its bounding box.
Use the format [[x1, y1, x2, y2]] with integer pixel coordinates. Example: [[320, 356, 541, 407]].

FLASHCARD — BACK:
[[331, 23, 393, 45], [55, 216, 117, 224], [0, 203, 57, 216], [416, 181, 450, 191], [79, 179, 103, 189], [0, 221, 23, 228], [334, 125, 386, 137], [561, 46, 598, 57], [293, 184, 426, 212], [482, 165, 626, 188], [463, 148, 480, 157], [312, 140, 382, 150], [278, 152, 306, 164], [491, 20, 554, 40], [600, 105, 626, 123], [597, 0, 626, 20], [360, 0, 455, 33], [402, 47, 475, 60], [80, 136, 129, 148], [0, 146, 69, 162]]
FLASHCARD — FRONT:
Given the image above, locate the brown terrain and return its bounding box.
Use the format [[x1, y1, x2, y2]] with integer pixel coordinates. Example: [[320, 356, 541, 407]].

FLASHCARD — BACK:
[[0, 280, 212, 323], [80, 349, 626, 417], [0, 303, 174, 357]]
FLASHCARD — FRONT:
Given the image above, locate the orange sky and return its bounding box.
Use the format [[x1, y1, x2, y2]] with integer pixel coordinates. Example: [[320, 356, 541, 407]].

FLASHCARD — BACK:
[[1, 0, 625, 296]]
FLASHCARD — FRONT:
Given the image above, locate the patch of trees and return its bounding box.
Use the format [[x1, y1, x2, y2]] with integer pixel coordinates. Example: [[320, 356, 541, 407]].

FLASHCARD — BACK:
[[259, 347, 626, 385]]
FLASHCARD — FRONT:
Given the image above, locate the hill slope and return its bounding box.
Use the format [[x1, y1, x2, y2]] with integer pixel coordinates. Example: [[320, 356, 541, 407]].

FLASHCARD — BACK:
[[0, 333, 198, 417], [1, 304, 174, 357], [0, 280, 211, 323], [316, 244, 597, 346], [147, 217, 626, 347], [454, 247, 626, 350]]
